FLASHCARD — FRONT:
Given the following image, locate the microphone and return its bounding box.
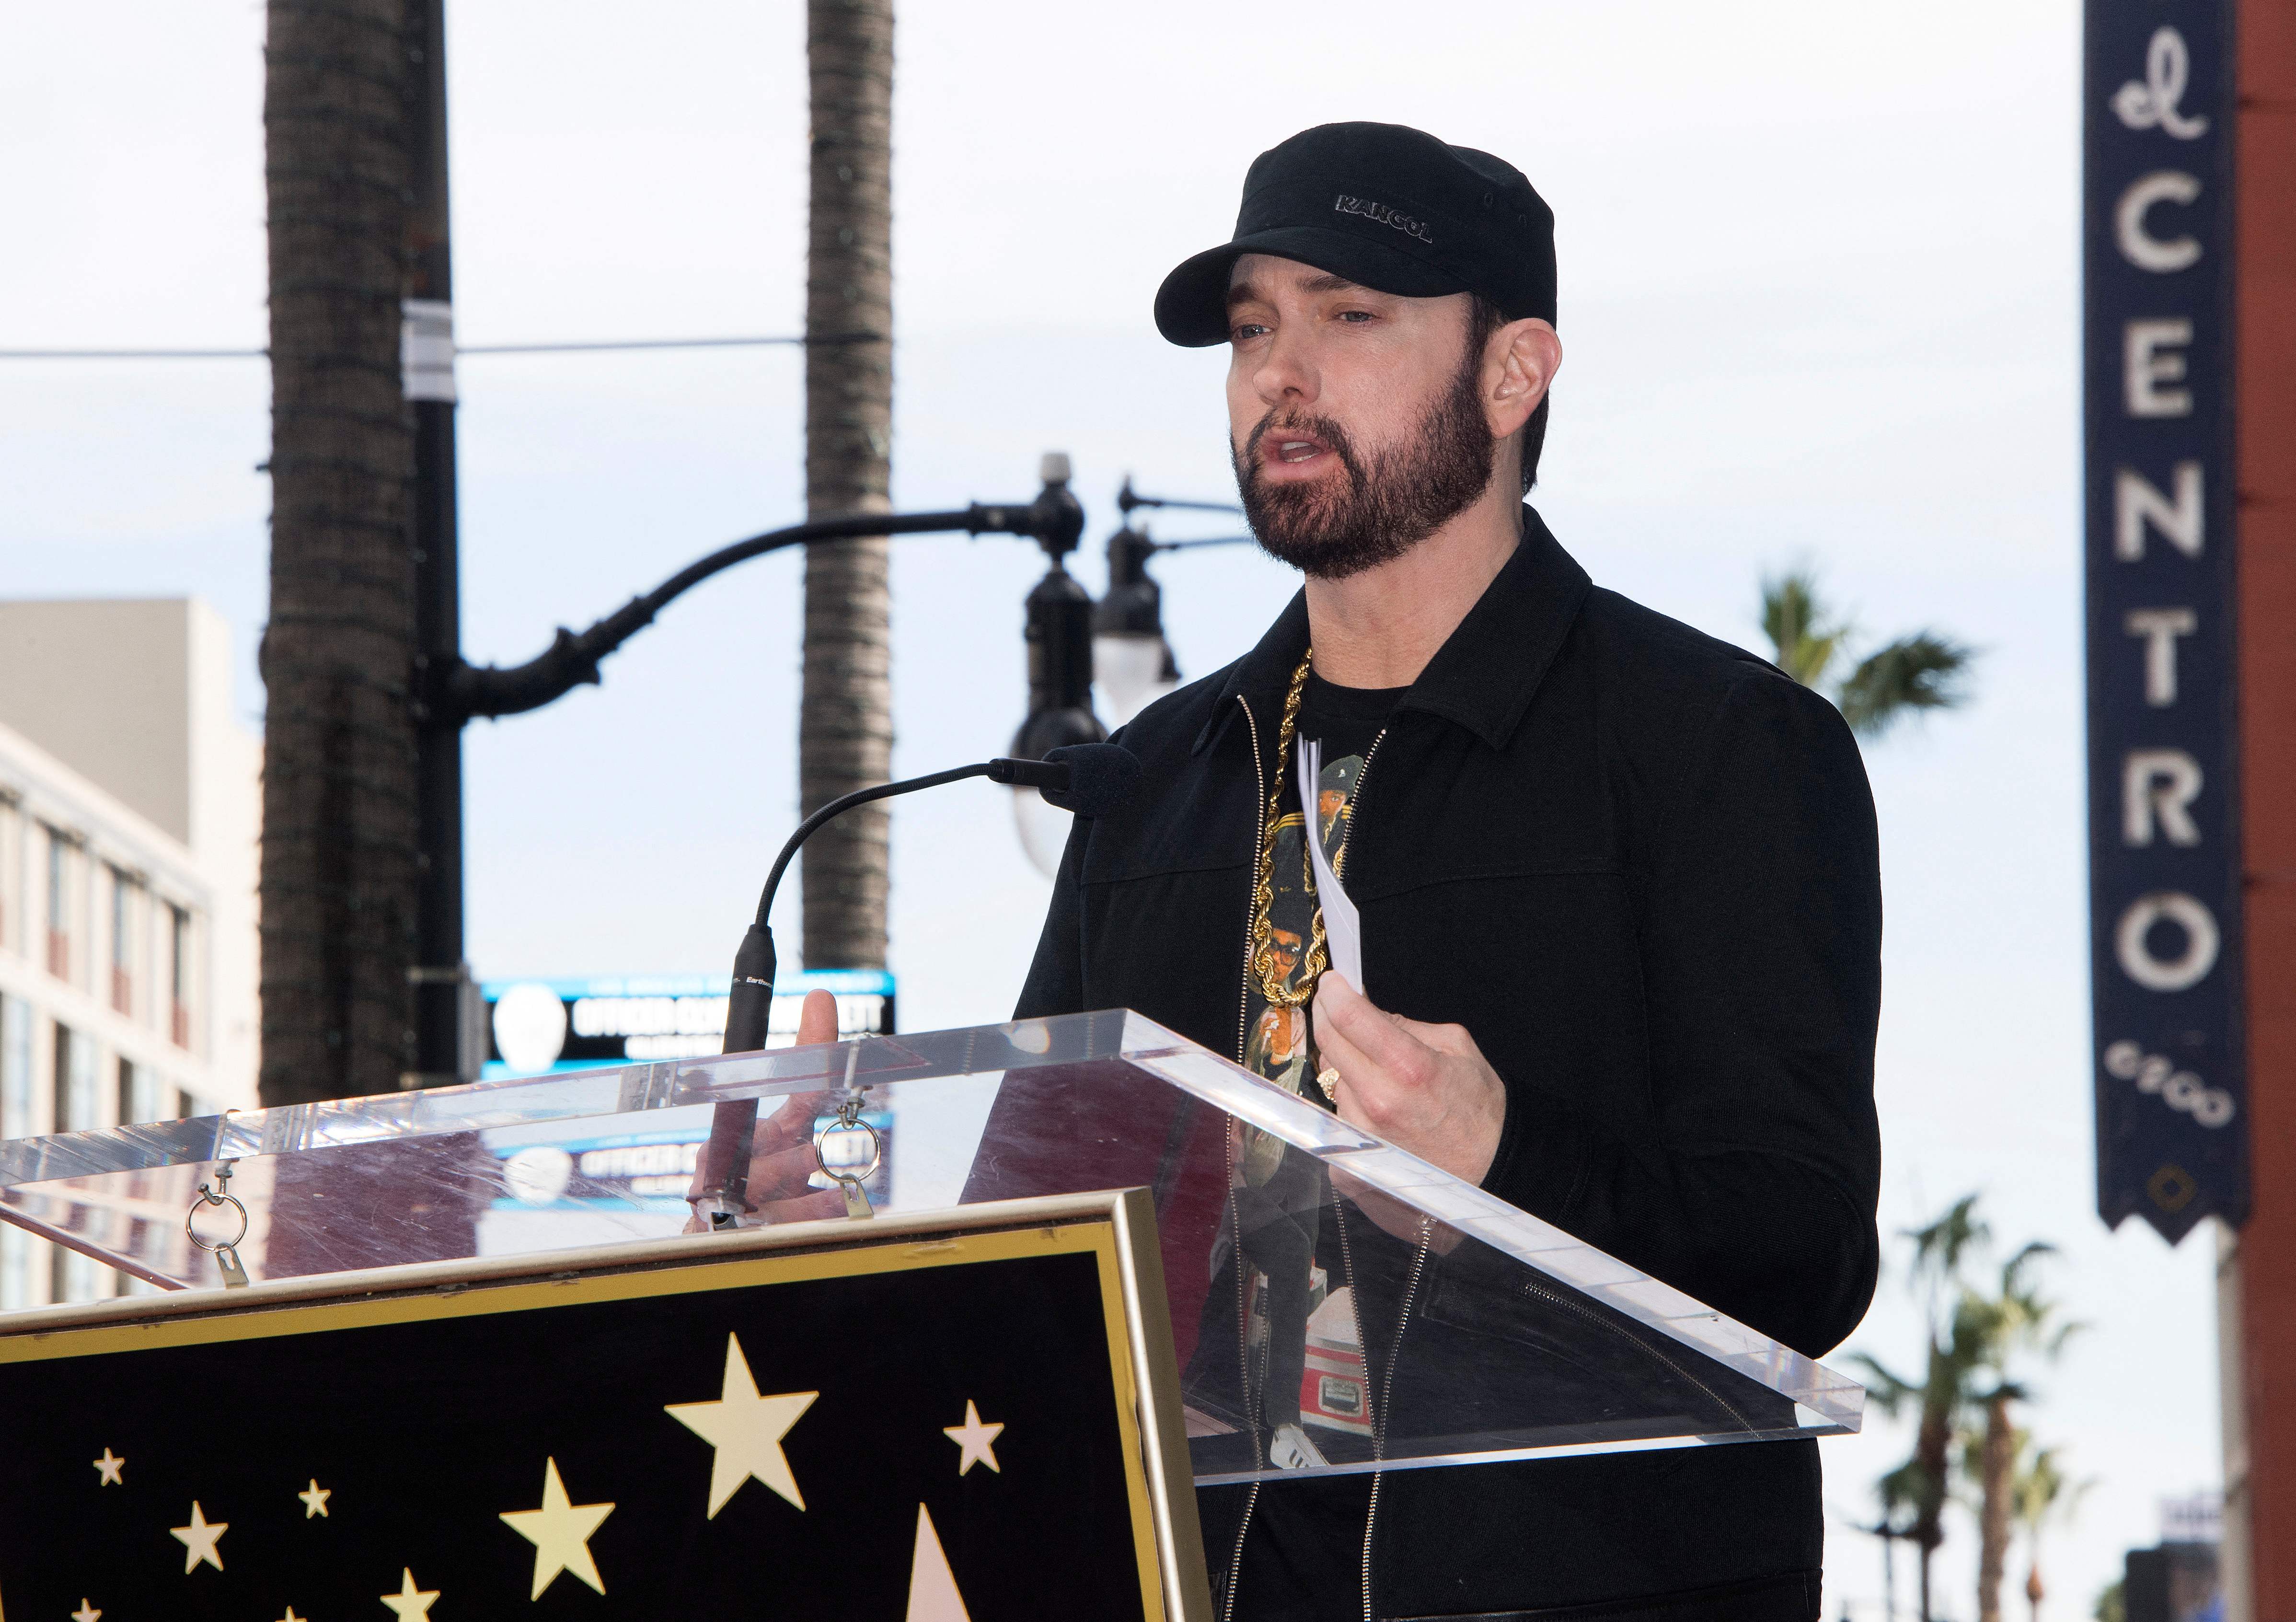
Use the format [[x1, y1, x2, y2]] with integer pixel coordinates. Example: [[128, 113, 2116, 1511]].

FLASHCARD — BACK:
[[692, 741, 1141, 1228]]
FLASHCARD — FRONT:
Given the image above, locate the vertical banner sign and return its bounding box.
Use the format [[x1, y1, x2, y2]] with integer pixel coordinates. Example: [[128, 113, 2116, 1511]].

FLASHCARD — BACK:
[[2085, 0, 2243, 1241]]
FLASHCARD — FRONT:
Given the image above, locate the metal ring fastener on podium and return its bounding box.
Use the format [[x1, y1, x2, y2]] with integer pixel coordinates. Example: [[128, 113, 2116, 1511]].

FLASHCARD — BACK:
[[814, 1098, 881, 1221], [185, 1162, 252, 1288]]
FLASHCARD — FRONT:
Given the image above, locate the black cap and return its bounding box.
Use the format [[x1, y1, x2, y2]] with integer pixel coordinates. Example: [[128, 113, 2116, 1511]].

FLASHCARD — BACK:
[[1155, 122, 1556, 348]]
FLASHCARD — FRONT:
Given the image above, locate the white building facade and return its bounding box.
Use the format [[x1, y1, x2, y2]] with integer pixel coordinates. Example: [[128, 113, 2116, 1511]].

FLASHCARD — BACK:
[[0, 599, 260, 1308]]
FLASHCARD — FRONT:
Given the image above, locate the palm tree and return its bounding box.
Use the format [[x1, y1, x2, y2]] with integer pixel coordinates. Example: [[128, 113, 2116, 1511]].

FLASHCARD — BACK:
[[1852, 1195, 1991, 1622], [1960, 1246, 2080, 1622], [258, 0, 419, 1104], [1858, 1466, 1923, 1622], [2008, 1440, 2092, 1622], [1760, 568, 1974, 738], [799, 0, 897, 973]]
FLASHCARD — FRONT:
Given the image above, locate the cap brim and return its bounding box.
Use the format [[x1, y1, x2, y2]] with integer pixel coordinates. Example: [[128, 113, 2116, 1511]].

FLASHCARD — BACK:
[[1153, 225, 1469, 347]]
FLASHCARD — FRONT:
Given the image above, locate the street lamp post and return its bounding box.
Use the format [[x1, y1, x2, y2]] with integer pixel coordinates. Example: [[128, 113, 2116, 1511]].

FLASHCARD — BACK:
[[404, 0, 471, 1092], [1008, 477, 1252, 877], [1007, 455, 1103, 875], [408, 455, 1244, 1078], [404, 460, 1087, 1087]]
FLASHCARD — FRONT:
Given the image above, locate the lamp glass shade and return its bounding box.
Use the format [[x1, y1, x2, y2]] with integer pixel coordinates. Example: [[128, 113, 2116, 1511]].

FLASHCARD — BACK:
[[1094, 633, 1177, 729], [1012, 786, 1073, 880]]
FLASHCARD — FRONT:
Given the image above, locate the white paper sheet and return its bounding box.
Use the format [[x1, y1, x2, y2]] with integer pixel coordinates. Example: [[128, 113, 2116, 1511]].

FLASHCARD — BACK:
[[1298, 740, 1365, 993]]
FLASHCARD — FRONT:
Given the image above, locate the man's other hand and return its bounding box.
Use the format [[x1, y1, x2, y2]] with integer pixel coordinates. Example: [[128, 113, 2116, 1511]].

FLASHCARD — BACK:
[[1312, 973, 1506, 1187], [683, 989, 846, 1230]]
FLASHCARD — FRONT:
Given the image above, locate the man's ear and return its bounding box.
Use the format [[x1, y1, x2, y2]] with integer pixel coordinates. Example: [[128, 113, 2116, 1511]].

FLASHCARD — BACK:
[[1486, 318, 1560, 438]]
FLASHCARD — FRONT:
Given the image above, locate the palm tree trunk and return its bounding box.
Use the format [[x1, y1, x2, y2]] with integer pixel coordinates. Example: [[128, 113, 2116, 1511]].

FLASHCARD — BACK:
[[800, 0, 895, 972], [1977, 1395, 2017, 1622], [1915, 1344, 1954, 1622], [259, 0, 419, 1104]]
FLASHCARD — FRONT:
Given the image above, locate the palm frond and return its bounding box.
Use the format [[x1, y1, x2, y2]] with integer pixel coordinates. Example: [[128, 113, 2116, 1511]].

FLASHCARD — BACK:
[[1906, 1193, 1988, 1292], [1759, 569, 1850, 690], [1838, 631, 1975, 736]]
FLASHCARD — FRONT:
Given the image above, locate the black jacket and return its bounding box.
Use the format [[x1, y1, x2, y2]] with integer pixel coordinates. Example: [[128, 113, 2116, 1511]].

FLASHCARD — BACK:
[[1016, 509, 1882, 1621]]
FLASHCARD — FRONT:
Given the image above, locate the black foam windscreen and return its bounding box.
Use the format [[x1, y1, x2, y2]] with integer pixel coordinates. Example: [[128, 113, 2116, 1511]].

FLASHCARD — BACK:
[[1041, 742, 1142, 818]]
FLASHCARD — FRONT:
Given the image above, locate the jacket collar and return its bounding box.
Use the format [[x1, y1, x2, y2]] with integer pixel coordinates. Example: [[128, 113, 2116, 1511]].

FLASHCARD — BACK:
[[1193, 505, 1591, 755]]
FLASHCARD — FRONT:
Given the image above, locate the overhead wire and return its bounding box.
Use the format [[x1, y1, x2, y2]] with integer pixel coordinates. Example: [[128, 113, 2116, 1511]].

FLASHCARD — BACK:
[[0, 333, 874, 361]]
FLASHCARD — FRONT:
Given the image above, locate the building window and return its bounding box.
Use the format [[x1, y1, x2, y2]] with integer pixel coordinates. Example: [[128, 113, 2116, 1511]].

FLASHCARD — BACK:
[[52, 1022, 95, 1134], [0, 1227, 26, 1312], [51, 1245, 103, 1306], [0, 797, 16, 954], [45, 828, 68, 981], [110, 868, 134, 1016], [170, 905, 191, 1049], [118, 1056, 162, 1127], [1, 996, 28, 1139]]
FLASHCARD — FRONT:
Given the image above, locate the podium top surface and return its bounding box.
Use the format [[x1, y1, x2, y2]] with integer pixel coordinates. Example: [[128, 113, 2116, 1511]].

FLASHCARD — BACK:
[[0, 1009, 1861, 1483]]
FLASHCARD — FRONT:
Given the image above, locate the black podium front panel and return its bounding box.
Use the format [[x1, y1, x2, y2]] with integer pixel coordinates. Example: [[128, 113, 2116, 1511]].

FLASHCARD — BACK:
[[0, 1192, 1207, 1621]]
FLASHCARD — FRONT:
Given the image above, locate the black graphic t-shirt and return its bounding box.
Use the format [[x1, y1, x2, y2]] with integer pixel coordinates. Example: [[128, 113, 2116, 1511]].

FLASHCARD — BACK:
[[1241, 672, 1403, 1107], [1233, 672, 1404, 1455]]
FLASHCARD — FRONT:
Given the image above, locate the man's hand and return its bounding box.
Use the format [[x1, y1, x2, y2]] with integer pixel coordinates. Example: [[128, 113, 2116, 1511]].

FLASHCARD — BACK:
[[1311, 973, 1506, 1188], [683, 989, 846, 1230]]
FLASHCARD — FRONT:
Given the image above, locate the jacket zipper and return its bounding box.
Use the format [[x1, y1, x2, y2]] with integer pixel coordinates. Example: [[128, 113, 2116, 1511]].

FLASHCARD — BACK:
[[1333, 718, 1407, 1622], [1333, 725, 1387, 886], [1234, 693, 1269, 1067], [1337, 1200, 1433, 1622], [1221, 691, 1270, 1622], [1518, 1278, 1754, 1431]]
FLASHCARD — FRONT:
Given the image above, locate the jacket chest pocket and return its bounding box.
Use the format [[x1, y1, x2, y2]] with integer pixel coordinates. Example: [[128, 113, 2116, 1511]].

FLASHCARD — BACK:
[[1078, 862, 1257, 1054], [1360, 868, 1654, 1120]]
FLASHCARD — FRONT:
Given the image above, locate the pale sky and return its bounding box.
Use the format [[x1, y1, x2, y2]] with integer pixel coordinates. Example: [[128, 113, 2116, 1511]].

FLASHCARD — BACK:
[[0, 1, 2219, 1613]]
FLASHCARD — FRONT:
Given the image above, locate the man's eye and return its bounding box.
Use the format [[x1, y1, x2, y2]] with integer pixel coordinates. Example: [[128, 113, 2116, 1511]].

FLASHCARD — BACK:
[[1335, 310, 1375, 324], [1231, 322, 1271, 342]]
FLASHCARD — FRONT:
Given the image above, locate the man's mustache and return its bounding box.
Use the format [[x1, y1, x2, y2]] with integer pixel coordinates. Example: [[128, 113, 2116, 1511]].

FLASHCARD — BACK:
[[1242, 408, 1363, 485]]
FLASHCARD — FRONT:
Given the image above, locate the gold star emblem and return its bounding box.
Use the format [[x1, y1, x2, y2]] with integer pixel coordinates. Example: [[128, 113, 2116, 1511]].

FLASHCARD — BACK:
[[379, 1568, 438, 1622], [498, 1457, 615, 1599], [71, 1601, 100, 1622], [298, 1478, 331, 1518], [92, 1448, 124, 1486], [943, 1401, 1005, 1476], [280, 1609, 306, 1622], [664, 1332, 818, 1517], [171, 1502, 228, 1573]]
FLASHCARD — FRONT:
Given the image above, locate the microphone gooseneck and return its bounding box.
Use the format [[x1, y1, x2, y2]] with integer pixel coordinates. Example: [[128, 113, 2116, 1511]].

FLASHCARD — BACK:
[[694, 744, 1141, 1229]]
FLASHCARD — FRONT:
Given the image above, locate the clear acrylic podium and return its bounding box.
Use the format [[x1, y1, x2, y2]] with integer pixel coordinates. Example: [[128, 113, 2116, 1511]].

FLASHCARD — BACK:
[[0, 1010, 1862, 1483]]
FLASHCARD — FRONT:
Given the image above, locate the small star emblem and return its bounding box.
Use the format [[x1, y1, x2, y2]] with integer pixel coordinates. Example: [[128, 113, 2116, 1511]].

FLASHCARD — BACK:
[[280, 1610, 306, 1622], [499, 1457, 616, 1598], [171, 1501, 228, 1573], [664, 1333, 819, 1517], [298, 1478, 331, 1518], [71, 1602, 100, 1622], [92, 1449, 124, 1486], [944, 1399, 1005, 1475], [379, 1568, 439, 1622]]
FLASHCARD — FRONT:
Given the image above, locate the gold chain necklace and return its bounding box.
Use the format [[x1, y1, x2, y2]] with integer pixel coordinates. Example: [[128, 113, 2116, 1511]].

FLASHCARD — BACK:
[[1248, 650, 1327, 1009]]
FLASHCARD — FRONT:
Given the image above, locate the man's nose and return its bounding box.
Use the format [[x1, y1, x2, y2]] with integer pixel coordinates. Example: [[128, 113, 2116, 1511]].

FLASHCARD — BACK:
[[1252, 323, 1319, 405]]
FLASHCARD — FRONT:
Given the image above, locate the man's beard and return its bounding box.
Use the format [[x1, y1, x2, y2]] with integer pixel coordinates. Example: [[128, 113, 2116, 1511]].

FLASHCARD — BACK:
[[1231, 346, 1497, 581]]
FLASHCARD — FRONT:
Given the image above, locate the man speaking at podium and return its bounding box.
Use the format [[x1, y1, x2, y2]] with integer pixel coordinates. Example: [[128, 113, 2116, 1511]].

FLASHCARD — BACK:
[[1016, 123, 1882, 1621]]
